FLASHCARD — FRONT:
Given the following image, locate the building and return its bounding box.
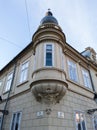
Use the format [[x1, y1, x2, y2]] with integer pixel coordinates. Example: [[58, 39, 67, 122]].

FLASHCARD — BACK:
[[0, 10, 97, 130]]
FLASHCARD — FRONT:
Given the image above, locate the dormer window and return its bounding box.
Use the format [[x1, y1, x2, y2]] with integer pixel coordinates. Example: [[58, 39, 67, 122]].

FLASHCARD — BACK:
[[44, 44, 54, 67]]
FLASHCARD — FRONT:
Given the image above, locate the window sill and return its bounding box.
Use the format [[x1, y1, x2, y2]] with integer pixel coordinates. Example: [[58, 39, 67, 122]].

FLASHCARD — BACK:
[[17, 80, 29, 87], [44, 65, 53, 68], [67, 78, 93, 93], [3, 90, 10, 95]]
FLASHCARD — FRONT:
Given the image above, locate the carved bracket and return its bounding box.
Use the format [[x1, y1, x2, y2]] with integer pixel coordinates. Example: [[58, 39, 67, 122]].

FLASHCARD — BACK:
[[31, 81, 68, 104]]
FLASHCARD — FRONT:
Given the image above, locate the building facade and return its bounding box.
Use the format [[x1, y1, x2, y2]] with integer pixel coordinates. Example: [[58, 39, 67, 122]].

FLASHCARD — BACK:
[[0, 10, 97, 130]]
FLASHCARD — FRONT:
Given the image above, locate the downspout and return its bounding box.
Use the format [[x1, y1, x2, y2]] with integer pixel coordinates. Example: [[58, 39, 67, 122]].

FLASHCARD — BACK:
[[88, 64, 95, 92], [0, 63, 17, 130]]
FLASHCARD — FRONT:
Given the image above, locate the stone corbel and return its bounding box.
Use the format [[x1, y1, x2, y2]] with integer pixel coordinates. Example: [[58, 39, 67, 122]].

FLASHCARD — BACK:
[[31, 81, 68, 105]]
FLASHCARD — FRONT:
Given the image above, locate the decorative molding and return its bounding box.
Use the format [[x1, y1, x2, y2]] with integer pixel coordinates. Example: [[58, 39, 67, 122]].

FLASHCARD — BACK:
[[32, 67, 66, 78], [45, 108, 52, 115]]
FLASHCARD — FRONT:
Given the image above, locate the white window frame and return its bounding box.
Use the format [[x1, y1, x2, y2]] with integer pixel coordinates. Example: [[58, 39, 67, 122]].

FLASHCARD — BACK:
[[74, 111, 87, 130], [44, 43, 54, 67], [10, 111, 22, 130], [82, 68, 92, 89], [5, 72, 13, 92], [68, 60, 78, 82], [19, 60, 29, 83]]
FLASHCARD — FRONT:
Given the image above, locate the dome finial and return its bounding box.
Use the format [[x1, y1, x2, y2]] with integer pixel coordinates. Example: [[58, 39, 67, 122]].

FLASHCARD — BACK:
[[48, 8, 51, 11], [46, 9, 52, 16]]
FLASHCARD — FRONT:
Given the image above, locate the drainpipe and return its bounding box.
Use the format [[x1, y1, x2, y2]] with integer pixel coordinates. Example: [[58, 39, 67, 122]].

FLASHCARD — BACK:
[[88, 68, 95, 92], [0, 63, 17, 130]]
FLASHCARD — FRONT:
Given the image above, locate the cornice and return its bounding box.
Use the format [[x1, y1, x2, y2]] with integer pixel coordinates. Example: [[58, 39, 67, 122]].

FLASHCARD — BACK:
[[32, 26, 66, 43], [64, 43, 97, 71]]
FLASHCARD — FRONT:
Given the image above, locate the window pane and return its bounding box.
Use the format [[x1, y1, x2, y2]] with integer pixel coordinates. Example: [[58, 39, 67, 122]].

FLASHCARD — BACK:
[[46, 53, 52, 59], [46, 45, 52, 51], [15, 113, 20, 130], [46, 53, 52, 66], [46, 60, 52, 66], [11, 114, 16, 130]]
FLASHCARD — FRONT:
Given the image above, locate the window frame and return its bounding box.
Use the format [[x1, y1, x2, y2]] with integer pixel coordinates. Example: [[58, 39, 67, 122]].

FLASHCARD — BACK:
[[44, 43, 54, 67], [19, 60, 29, 83], [4, 71, 13, 92], [82, 68, 92, 89], [67, 59, 78, 82], [74, 110, 87, 130], [10, 111, 22, 130]]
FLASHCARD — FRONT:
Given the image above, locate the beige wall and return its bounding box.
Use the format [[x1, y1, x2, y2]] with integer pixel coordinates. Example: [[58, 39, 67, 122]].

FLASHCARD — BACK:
[[1, 89, 96, 130], [0, 23, 97, 130]]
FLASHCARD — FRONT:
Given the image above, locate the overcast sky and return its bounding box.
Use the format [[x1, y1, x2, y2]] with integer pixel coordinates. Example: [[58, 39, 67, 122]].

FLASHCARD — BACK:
[[0, 0, 97, 70]]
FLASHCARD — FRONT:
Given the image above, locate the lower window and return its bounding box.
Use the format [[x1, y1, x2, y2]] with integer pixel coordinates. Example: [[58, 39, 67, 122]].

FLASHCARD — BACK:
[[75, 111, 87, 130], [10, 111, 22, 130], [93, 115, 97, 130]]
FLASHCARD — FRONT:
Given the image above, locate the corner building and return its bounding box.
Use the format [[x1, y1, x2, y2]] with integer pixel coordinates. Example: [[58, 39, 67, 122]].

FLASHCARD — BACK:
[[0, 10, 97, 130]]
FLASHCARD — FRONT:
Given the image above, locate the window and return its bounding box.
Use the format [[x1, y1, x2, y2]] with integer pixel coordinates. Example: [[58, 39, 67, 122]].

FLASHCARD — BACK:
[[20, 61, 29, 83], [68, 60, 78, 82], [44, 44, 54, 66], [5, 72, 13, 92], [93, 115, 97, 130], [75, 111, 87, 130], [10, 111, 22, 130], [82, 69, 92, 89]]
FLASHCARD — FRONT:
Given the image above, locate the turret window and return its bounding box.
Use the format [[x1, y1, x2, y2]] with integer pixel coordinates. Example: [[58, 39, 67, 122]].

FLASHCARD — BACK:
[[44, 44, 54, 66]]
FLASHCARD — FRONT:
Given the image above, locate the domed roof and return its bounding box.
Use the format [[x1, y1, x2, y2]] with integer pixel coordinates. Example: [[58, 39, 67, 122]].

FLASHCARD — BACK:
[[40, 10, 58, 25]]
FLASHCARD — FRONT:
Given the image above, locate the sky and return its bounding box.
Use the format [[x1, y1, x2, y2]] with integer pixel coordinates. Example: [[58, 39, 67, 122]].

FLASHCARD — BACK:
[[0, 0, 97, 70]]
